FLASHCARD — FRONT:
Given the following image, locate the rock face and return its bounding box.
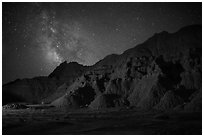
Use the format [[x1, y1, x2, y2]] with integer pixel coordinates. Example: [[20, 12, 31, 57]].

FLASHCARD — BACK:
[[3, 25, 202, 112], [51, 25, 201, 112], [154, 90, 184, 111], [49, 61, 89, 85], [184, 89, 202, 112]]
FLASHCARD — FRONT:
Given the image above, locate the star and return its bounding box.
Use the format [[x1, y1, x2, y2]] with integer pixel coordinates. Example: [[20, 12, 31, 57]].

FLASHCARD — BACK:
[[77, 27, 80, 31], [50, 27, 56, 33], [151, 22, 155, 26], [2, 2, 201, 84], [115, 28, 120, 32]]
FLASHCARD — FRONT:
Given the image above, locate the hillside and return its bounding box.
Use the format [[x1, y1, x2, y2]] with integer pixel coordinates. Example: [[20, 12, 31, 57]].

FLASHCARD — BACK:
[[3, 25, 202, 112], [52, 25, 202, 111], [3, 62, 88, 105]]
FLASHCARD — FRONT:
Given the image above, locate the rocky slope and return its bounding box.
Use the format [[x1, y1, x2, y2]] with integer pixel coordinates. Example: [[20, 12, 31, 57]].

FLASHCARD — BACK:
[[51, 25, 202, 112], [3, 25, 202, 112]]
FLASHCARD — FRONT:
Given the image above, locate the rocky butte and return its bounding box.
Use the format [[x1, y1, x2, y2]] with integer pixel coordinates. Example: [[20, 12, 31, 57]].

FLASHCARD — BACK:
[[3, 24, 202, 112]]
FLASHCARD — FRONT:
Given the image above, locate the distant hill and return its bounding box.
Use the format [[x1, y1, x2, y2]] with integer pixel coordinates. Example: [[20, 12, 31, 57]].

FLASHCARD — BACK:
[[3, 62, 88, 105]]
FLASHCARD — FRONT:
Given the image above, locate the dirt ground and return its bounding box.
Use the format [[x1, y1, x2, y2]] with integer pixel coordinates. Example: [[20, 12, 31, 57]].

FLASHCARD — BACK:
[[2, 107, 202, 135]]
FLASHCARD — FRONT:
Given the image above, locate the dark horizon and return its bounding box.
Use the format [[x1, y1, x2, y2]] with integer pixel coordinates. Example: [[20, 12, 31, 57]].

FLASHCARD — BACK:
[[3, 2, 202, 84]]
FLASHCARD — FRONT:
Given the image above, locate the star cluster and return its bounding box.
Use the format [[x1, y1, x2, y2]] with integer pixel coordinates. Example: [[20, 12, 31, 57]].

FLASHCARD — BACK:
[[3, 2, 202, 84]]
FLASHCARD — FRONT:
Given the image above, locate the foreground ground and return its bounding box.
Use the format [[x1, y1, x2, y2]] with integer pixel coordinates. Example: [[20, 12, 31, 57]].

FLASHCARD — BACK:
[[2, 106, 202, 135]]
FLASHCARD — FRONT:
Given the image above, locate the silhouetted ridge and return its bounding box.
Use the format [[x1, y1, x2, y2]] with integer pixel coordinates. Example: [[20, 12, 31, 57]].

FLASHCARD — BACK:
[[51, 24, 201, 111], [3, 25, 202, 112]]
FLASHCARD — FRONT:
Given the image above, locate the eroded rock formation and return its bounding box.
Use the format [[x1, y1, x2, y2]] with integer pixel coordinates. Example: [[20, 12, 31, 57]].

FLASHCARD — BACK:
[[3, 25, 202, 112]]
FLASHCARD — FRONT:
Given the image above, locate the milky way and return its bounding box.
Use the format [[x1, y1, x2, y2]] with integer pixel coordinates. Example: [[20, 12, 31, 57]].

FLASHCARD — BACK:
[[28, 5, 100, 67], [3, 2, 202, 84]]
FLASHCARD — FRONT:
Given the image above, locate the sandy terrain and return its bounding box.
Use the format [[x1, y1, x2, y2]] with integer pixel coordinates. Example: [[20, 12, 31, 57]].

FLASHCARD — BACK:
[[2, 106, 202, 135]]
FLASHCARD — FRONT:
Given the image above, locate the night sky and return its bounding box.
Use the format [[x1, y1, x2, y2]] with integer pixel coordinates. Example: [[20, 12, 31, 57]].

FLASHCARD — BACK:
[[2, 2, 202, 84]]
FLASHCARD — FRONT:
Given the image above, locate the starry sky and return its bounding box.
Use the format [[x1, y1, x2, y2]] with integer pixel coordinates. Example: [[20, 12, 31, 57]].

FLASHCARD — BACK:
[[2, 2, 202, 84]]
